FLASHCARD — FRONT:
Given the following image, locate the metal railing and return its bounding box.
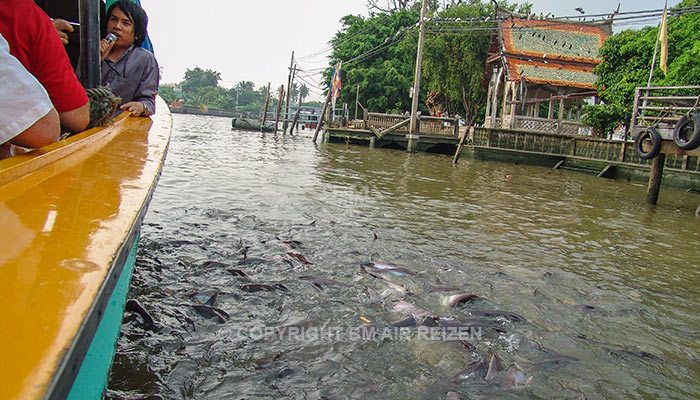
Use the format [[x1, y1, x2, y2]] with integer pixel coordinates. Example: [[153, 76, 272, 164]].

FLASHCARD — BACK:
[[358, 112, 460, 136], [630, 85, 700, 139], [512, 116, 590, 135]]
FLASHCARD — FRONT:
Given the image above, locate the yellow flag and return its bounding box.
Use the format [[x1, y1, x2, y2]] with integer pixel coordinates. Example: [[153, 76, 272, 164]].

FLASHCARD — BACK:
[[659, 1, 668, 75]]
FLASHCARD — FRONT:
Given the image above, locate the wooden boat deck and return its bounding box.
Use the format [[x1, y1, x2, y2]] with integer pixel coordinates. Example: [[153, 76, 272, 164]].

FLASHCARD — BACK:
[[0, 97, 171, 399]]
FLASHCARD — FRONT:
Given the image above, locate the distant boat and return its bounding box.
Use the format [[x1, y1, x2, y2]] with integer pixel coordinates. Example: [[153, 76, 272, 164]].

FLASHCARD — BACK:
[[232, 117, 275, 132]]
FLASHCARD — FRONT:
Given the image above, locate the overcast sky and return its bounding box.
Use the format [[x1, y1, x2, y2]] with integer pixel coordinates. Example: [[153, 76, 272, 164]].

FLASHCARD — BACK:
[[142, 0, 678, 100]]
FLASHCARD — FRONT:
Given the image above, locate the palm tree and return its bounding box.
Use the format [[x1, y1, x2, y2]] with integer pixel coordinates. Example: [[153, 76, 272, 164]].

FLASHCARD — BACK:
[[299, 84, 309, 105]]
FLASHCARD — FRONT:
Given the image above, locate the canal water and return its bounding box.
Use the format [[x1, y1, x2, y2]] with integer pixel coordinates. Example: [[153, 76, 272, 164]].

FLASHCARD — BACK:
[[107, 114, 699, 399]]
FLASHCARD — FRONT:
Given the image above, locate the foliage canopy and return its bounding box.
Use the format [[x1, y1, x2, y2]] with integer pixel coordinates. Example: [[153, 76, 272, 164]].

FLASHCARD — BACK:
[[158, 68, 320, 114], [326, 0, 529, 123], [587, 0, 700, 135], [327, 10, 420, 114]]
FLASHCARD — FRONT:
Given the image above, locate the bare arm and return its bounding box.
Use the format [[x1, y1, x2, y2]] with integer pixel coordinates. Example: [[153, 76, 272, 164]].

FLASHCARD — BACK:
[[120, 100, 148, 116], [51, 19, 73, 45], [58, 101, 90, 133], [11, 108, 60, 148]]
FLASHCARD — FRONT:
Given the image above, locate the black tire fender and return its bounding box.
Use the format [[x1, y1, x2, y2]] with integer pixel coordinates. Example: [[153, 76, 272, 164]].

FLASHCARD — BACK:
[[635, 128, 662, 160], [673, 112, 700, 150]]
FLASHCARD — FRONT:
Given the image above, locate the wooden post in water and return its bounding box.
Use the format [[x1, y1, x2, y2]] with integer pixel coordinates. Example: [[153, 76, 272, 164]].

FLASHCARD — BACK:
[[289, 108, 301, 135], [284, 52, 295, 131], [453, 125, 468, 164], [313, 92, 331, 143], [289, 94, 303, 134], [274, 85, 285, 133], [646, 154, 666, 205], [261, 82, 271, 126]]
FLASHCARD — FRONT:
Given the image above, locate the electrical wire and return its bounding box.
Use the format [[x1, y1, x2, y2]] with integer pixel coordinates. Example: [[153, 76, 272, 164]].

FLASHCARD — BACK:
[[301, 5, 700, 91], [296, 12, 409, 62]]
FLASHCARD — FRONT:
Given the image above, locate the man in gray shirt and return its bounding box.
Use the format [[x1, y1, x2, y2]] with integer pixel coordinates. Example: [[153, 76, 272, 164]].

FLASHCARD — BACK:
[[100, 0, 157, 117]]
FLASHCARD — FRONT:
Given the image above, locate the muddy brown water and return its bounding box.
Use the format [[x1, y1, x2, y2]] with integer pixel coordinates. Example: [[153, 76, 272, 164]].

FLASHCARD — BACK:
[[106, 114, 700, 399]]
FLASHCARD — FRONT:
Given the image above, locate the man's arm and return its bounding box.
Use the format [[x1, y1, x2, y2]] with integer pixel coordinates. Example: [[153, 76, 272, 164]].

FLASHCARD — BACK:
[[0, 32, 60, 148], [11, 108, 60, 148], [25, 2, 89, 131], [131, 51, 159, 116], [58, 101, 89, 132]]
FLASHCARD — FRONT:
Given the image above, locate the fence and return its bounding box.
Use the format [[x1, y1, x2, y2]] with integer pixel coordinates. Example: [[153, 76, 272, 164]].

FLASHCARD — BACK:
[[630, 85, 700, 139], [472, 127, 700, 172], [358, 112, 459, 136], [511, 116, 590, 135]]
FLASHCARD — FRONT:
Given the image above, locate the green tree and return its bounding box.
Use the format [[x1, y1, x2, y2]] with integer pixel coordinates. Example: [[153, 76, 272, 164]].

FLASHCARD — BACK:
[[326, 10, 420, 114], [590, 0, 700, 136], [581, 102, 627, 137], [327, 1, 529, 119], [158, 85, 178, 104], [233, 81, 263, 107], [422, 3, 490, 124], [180, 67, 221, 94], [299, 84, 310, 104], [422, 1, 531, 124], [289, 83, 299, 103]]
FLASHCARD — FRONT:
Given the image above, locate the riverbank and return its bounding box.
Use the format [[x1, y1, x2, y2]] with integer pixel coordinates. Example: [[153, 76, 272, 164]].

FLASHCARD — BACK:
[[325, 125, 700, 192]]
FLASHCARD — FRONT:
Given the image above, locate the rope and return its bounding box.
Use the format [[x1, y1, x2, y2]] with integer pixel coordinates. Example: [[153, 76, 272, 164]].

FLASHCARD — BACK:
[[86, 86, 121, 129]]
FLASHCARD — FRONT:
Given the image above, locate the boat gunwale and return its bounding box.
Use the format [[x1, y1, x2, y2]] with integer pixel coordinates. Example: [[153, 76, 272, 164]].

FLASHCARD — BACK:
[[43, 99, 171, 399], [45, 158, 164, 400], [0, 97, 171, 400], [0, 112, 130, 188]]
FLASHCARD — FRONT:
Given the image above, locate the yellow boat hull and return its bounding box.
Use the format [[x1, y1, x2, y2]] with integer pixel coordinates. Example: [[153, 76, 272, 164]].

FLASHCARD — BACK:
[[0, 96, 171, 399]]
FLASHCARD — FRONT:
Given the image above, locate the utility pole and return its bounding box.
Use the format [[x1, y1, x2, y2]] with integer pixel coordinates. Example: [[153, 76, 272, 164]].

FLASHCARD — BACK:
[[284, 51, 295, 131], [355, 84, 360, 120], [235, 90, 239, 113], [408, 0, 427, 152]]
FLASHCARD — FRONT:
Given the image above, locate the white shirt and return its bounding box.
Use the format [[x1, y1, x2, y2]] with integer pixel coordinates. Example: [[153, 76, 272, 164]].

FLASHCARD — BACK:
[[0, 33, 54, 145]]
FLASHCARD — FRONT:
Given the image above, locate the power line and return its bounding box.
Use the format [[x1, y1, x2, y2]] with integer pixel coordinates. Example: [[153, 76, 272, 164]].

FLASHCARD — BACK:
[[428, 5, 700, 30], [423, 6, 700, 35], [300, 4, 700, 91], [296, 12, 408, 62], [299, 4, 700, 75], [342, 24, 416, 67]]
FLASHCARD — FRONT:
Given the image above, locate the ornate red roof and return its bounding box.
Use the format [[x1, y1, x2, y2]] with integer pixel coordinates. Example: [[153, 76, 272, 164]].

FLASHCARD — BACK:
[[497, 19, 610, 89]]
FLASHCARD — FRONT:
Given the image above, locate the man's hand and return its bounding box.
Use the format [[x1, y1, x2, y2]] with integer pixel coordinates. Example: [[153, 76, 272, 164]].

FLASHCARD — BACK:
[[51, 19, 73, 45], [120, 101, 148, 117], [99, 38, 115, 61]]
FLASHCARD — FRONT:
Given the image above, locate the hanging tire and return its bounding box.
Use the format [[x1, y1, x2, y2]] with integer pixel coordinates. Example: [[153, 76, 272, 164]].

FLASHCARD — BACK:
[[673, 112, 700, 150], [634, 128, 662, 160]]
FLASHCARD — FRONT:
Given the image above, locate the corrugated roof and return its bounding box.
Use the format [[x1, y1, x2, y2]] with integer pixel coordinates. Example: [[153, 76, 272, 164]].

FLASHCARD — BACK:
[[507, 59, 598, 89], [497, 19, 610, 88], [502, 20, 608, 62]]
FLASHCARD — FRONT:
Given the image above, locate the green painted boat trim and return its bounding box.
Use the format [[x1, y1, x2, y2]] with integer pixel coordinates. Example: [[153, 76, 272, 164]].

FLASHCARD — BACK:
[[66, 235, 138, 400]]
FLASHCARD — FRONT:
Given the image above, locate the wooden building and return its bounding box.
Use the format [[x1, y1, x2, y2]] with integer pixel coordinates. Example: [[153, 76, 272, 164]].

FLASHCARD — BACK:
[[484, 15, 612, 135]]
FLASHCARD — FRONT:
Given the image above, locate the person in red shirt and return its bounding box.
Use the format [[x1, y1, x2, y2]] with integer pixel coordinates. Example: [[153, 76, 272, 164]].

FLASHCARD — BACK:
[[0, 33, 60, 159], [0, 0, 89, 134]]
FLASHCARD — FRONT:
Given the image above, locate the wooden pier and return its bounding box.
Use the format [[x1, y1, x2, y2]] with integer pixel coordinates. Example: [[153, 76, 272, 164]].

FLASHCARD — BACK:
[[326, 111, 462, 153], [325, 112, 700, 192]]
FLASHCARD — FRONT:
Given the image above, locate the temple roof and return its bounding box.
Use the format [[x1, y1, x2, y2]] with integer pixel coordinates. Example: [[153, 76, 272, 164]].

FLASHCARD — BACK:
[[497, 19, 610, 89]]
